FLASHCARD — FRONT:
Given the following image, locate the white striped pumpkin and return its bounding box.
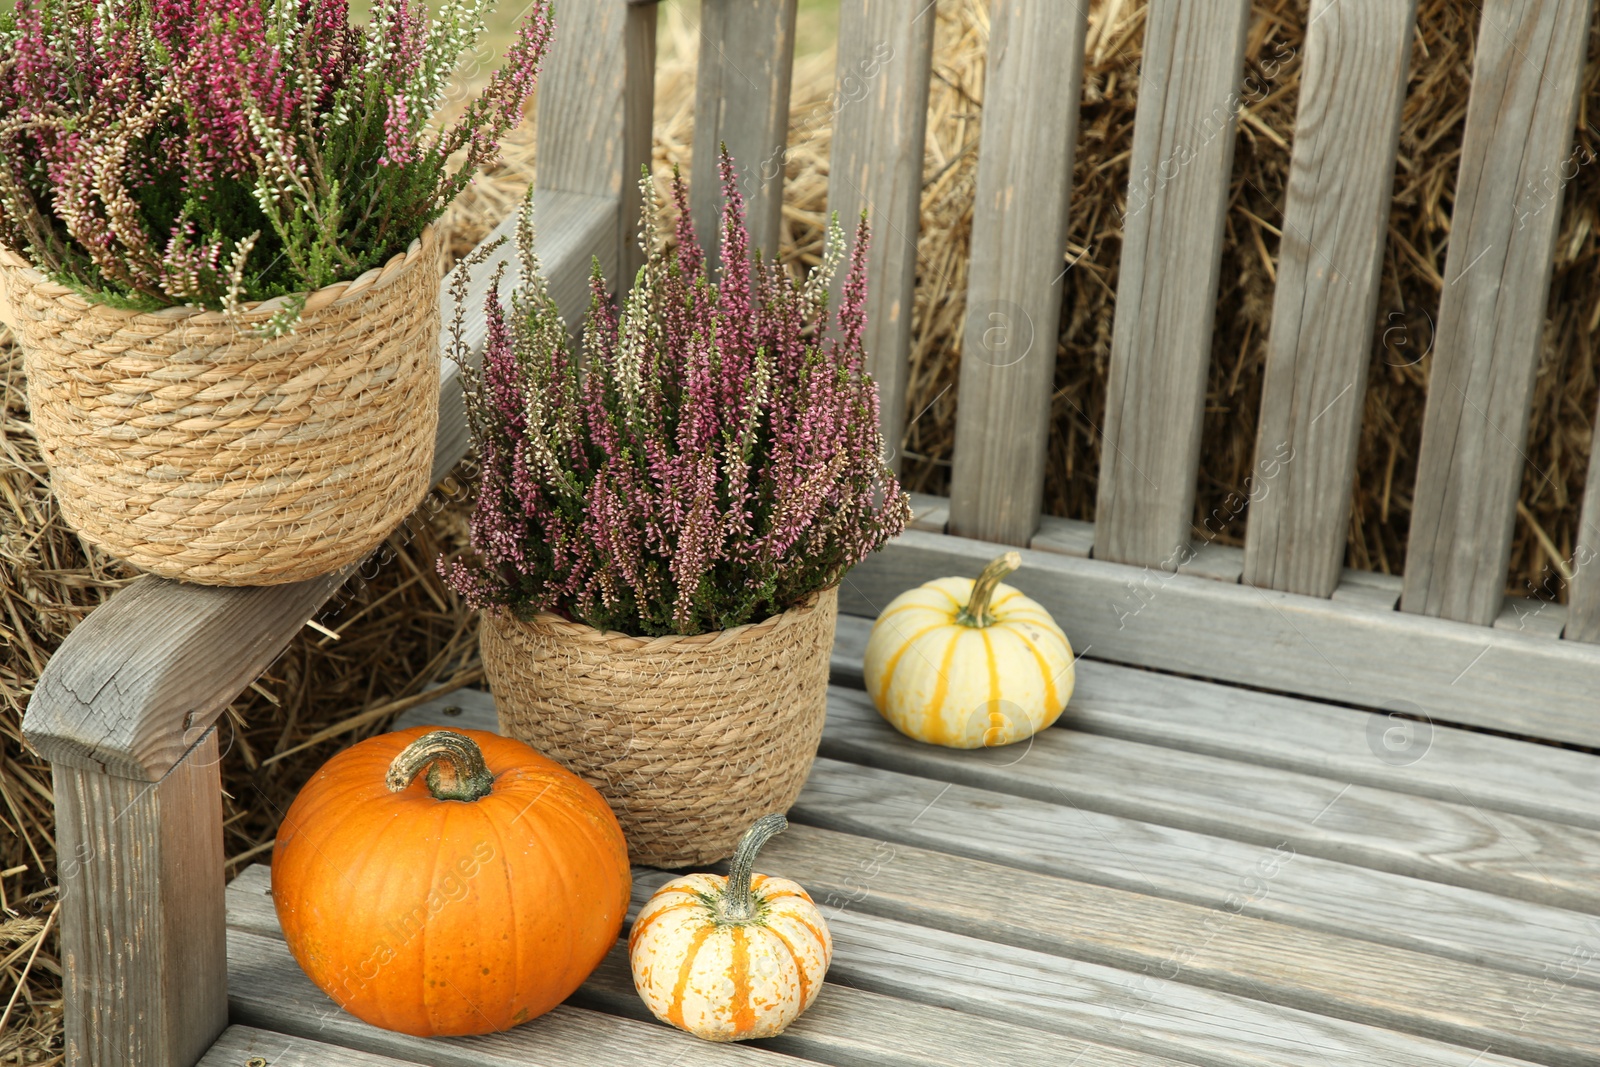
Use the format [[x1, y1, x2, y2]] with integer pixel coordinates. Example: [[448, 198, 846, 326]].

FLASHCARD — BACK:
[[863, 552, 1075, 748], [629, 815, 830, 1041]]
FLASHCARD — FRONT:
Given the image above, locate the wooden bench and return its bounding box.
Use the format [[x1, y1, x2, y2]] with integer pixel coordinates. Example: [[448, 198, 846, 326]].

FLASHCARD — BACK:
[[23, 0, 1600, 1064]]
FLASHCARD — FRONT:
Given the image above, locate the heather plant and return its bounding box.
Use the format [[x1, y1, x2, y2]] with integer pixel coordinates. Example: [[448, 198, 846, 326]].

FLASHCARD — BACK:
[[0, 0, 552, 333], [441, 154, 912, 637]]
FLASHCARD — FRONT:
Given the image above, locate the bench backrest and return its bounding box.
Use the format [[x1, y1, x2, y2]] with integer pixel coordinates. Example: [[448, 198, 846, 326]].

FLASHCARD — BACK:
[[540, 0, 1600, 639]]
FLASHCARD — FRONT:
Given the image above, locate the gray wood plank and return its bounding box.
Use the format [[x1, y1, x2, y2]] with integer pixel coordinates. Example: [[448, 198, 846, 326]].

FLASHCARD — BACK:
[[683, 869, 1558, 1067], [1063, 659, 1600, 831], [839, 530, 1600, 749], [946, 0, 1089, 546], [226, 867, 1200, 1067], [1242, 0, 1416, 597], [57, 731, 226, 1067], [1400, 0, 1596, 625], [534, 0, 655, 277], [1495, 597, 1569, 638], [390, 691, 1600, 998], [691, 0, 800, 264], [1175, 542, 1243, 583], [791, 757, 1600, 996], [201, 1026, 425, 1067], [825, 0, 937, 474], [1093, 0, 1253, 568], [1329, 568, 1402, 611], [1031, 514, 1096, 558], [1569, 388, 1600, 642], [21, 190, 617, 780], [750, 824, 1600, 1066], [906, 492, 949, 534], [225, 926, 797, 1067], [816, 685, 1600, 914]]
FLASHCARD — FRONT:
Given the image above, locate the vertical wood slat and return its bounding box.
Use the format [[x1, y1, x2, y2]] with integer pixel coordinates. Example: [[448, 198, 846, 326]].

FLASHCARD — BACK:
[[691, 0, 800, 264], [1400, 0, 1595, 626], [535, 0, 656, 280], [824, 0, 937, 473], [1242, 0, 1418, 597], [1566, 391, 1600, 642], [1093, 0, 1253, 568], [946, 0, 1089, 546], [57, 732, 225, 1067]]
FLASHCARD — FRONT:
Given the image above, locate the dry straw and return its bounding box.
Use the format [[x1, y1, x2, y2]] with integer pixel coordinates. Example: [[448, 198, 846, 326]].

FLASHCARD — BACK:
[[481, 588, 838, 868], [0, 229, 443, 586]]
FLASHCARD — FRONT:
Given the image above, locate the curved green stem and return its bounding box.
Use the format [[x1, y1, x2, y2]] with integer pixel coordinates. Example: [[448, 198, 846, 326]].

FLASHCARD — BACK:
[[718, 814, 788, 923], [385, 730, 494, 802], [957, 552, 1022, 627]]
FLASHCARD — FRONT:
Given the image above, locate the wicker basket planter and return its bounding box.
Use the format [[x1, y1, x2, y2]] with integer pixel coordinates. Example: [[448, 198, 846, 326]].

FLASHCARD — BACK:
[[481, 586, 839, 867], [0, 229, 442, 586]]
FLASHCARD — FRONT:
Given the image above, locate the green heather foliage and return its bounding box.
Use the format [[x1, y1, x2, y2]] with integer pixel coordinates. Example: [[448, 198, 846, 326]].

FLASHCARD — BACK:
[[440, 159, 911, 637], [0, 0, 552, 332]]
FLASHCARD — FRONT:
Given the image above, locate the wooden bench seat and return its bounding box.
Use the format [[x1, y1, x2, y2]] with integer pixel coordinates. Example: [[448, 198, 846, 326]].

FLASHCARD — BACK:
[[22, 0, 1600, 1064], [207, 622, 1600, 1067]]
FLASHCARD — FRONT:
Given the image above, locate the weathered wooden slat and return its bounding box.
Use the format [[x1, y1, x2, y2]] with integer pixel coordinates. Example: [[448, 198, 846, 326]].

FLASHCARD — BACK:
[[57, 731, 226, 1067], [946, 0, 1089, 546], [1330, 567, 1403, 611], [224, 925, 794, 1067], [21, 191, 616, 781], [226, 867, 1194, 1067], [200, 1027, 424, 1067], [1401, 0, 1595, 625], [757, 824, 1600, 1065], [1031, 514, 1096, 558], [825, 0, 937, 473], [907, 492, 950, 533], [819, 685, 1600, 914], [690, 0, 799, 263], [1569, 397, 1600, 642], [1065, 658, 1600, 830], [391, 689, 1600, 996], [1243, 0, 1417, 597], [1093, 0, 1252, 568], [840, 530, 1600, 748], [534, 0, 656, 277], [792, 757, 1600, 995]]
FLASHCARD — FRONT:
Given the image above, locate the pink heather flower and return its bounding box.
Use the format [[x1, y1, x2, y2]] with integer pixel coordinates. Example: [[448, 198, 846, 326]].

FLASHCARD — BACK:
[[441, 155, 912, 637]]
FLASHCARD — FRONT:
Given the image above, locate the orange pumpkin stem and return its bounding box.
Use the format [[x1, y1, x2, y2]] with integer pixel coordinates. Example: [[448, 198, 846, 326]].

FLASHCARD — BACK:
[[958, 552, 1022, 628], [385, 730, 495, 802], [719, 814, 788, 923]]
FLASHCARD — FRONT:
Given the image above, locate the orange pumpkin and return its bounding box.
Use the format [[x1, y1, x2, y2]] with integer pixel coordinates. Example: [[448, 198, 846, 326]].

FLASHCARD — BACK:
[[272, 726, 631, 1036]]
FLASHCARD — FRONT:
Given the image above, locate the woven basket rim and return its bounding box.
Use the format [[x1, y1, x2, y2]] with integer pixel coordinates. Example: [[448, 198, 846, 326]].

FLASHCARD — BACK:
[[0, 224, 437, 325], [491, 584, 840, 653]]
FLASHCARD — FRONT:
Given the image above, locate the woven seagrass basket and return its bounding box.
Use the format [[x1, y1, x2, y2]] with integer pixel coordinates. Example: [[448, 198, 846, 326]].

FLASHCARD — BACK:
[[0, 229, 442, 586], [481, 586, 838, 867]]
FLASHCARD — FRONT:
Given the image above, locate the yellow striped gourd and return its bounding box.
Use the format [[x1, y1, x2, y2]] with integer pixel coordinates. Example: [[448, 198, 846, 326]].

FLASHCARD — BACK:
[[629, 815, 830, 1041], [863, 552, 1075, 748]]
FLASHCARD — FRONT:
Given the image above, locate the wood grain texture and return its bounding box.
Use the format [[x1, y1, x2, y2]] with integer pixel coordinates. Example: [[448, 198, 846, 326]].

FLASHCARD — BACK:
[[226, 867, 1196, 1067], [747, 824, 1600, 1066], [649, 870, 1550, 1067], [1401, 0, 1595, 625], [825, 0, 937, 472], [1094, 0, 1252, 568], [907, 492, 950, 533], [224, 926, 791, 1067], [200, 1027, 425, 1067], [818, 686, 1600, 914], [390, 687, 1600, 998], [792, 756, 1600, 997], [1568, 390, 1600, 642], [1064, 659, 1600, 831], [946, 0, 1088, 546], [1330, 567, 1403, 611], [1242, 0, 1417, 597], [57, 731, 226, 1067], [840, 530, 1600, 747], [1031, 514, 1096, 558], [22, 192, 616, 781], [691, 0, 799, 264], [534, 0, 654, 275]]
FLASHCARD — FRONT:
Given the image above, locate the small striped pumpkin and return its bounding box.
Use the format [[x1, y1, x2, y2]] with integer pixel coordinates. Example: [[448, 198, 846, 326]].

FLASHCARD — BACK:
[[629, 815, 830, 1041], [863, 551, 1075, 748]]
